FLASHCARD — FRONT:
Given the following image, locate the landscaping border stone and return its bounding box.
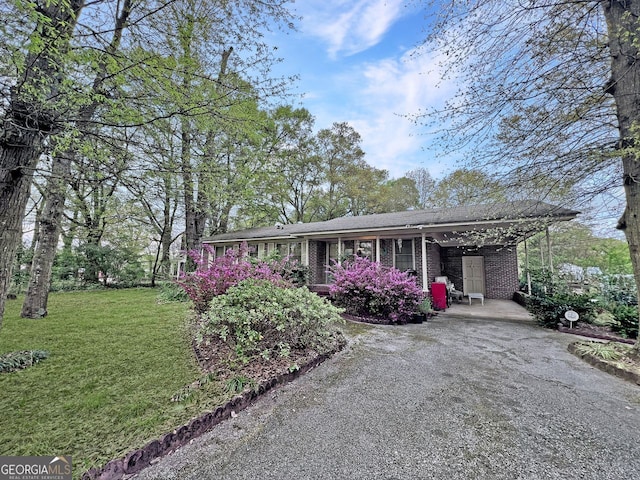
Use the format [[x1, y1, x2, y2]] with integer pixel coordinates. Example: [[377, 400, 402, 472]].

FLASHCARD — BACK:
[[81, 345, 344, 480], [567, 342, 640, 386], [559, 326, 635, 344]]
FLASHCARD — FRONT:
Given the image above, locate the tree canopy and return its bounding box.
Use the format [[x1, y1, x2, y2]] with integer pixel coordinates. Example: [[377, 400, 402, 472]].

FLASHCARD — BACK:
[[0, 0, 296, 325], [418, 0, 618, 208]]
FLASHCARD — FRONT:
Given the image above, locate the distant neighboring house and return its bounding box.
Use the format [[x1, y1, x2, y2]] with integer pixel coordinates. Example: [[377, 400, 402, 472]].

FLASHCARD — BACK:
[[202, 201, 579, 300]]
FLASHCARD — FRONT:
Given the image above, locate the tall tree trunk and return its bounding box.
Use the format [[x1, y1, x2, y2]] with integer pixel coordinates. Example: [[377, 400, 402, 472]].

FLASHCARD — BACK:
[[151, 205, 175, 286], [0, 1, 85, 330], [28, 191, 47, 256], [84, 230, 103, 284], [0, 133, 45, 318], [21, 0, 133, 318], [21, 153, 71, 317], [182, 122, 198, 268], [603, 0, 640, 351], [157, 194, 175, 280]]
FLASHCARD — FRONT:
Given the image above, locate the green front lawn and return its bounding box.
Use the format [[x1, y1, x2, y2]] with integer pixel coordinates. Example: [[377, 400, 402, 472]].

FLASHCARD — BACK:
[[0, 288, 229, 478]]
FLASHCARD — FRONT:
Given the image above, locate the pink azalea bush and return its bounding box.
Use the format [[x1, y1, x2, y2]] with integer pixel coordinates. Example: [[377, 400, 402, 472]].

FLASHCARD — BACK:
[[177, 243, 290, 313], [328, 256, 425, 324]]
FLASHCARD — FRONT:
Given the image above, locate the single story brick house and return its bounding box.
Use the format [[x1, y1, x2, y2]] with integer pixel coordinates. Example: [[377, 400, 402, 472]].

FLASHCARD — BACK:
[[201, 201, 578, 299]]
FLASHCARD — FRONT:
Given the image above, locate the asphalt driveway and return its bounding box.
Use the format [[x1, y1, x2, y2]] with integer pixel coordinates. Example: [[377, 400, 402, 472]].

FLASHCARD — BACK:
[[135, 315, 640, 480]]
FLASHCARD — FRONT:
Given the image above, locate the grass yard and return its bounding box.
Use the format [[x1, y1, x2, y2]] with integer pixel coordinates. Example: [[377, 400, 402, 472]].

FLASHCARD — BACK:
[[0, 288, 231, 478]]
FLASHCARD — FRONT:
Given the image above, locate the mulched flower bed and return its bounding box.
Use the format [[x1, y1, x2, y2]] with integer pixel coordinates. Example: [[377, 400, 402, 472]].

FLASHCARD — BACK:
[[192, 334, 342, 385], [568, 341, 640, 386]]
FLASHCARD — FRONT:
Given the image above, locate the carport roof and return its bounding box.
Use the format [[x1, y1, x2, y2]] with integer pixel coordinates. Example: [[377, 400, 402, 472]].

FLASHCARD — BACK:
[[203, 200, 579, 244]]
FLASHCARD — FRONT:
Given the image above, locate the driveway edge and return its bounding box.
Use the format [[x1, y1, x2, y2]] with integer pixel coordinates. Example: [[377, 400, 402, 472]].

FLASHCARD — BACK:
[[567, 342, 640, 386], [81, 344, 344, 480]]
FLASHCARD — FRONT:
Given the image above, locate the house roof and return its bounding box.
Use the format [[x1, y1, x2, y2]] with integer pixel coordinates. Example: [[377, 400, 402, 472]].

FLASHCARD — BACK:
[[203, 200, 579, 245]]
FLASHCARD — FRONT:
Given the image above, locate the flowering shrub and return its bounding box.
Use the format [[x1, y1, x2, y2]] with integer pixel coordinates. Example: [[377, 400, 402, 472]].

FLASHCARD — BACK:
[[201, 279, 345, 365], [328, 257, 425, 323], [177, 243, 289, 313]]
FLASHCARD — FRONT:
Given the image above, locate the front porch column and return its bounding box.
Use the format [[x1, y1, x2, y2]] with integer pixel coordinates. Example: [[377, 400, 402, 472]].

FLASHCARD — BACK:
[[304, 239, 310, 266], [421, 233, 428, 291], [376, 237, 381, 263]]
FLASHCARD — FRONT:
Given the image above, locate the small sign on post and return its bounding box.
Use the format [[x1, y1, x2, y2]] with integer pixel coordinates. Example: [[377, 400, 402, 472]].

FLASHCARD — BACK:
[[564, 310, 579, 328]]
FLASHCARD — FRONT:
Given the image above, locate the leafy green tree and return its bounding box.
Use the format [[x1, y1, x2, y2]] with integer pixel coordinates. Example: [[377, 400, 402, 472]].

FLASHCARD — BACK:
[[313, 122, 368, 220], [263, 106, 323, 224], [0, 0, 296, 326], [522, 223, 633, 277], [139, 0, 293, 262], [373, 177, 421, 214], [124, 118, 182, 285], [202, 96, 274, 234], [0, 0, 85, 329], [20, 0, 135, 318], [428, 169, 507, 208], [406, 168, 437, 208], [261, 116, 420, 223], [340, 162, 390, 217]]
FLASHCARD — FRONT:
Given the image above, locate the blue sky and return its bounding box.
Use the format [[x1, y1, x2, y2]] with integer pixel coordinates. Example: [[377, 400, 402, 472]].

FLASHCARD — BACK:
[[269, 1, 454, 180]]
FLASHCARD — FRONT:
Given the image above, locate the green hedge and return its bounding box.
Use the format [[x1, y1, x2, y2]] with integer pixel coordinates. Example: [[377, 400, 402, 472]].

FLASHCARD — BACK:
[[201, 280, 345, 366], [527, 292, 597, 328]]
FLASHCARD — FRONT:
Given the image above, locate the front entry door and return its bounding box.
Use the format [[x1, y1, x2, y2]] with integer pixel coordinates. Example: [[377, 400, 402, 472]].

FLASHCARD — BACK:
[[462, 256, 485, 295]]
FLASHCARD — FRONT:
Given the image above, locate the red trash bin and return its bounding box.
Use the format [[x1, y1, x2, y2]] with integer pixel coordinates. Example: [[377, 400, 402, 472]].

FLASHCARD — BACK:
[[431, 282, 447, 310]]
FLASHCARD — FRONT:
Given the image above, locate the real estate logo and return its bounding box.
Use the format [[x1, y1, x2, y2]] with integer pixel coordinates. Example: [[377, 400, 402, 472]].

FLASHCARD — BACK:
[[0, 456, 72, 480]]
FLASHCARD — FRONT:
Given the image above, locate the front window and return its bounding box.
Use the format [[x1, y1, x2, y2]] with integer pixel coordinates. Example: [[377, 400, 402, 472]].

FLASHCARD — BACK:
[[394, 238, 414, 271], [356, 241, 372, 259], [277, 243, 289, 257], [275, 242, 303, 263], [289, 242, 302, 263]]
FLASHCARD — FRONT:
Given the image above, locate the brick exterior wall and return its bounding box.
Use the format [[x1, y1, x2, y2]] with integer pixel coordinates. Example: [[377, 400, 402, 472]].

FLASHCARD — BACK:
[[308, 240, 326, 284], [380, 239, 394, 266], [441, 245, 519, 299], [414, 237, 424, 288], [483, 245, 519, 299]]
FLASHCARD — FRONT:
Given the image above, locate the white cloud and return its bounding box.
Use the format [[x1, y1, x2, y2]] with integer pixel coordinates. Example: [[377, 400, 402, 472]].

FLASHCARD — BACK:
[[284, 4, 460, 179], [297, 0, 406, 58], [337, 49, 458, 178]]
